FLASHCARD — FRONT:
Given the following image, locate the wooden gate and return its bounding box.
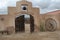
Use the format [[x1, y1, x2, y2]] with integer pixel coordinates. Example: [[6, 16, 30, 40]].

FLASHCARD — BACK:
[[30, 15, 34, 33], [15, 15, 25, 32]]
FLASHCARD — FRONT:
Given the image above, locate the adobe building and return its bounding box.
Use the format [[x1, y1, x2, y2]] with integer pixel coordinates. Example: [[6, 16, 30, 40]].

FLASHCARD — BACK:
[[0, 0, 60, 34], [0, 0, 40, 33]]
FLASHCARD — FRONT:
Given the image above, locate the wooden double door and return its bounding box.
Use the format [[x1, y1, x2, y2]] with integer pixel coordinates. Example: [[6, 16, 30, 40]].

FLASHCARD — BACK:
[[15, 15, 34, 33]]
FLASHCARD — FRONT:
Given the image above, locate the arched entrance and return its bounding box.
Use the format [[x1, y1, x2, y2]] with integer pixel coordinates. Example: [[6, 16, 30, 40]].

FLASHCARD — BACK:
[[15, 14, 34, 33], [45, 18, 57, 31]]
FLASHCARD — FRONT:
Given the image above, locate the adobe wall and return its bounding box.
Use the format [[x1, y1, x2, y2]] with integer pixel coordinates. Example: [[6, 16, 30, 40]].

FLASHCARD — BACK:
[[40, 13, 60, 31]]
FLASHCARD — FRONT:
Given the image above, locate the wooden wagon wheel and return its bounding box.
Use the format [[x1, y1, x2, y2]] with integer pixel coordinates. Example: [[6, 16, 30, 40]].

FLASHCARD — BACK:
[[45, 18, 57, 31]]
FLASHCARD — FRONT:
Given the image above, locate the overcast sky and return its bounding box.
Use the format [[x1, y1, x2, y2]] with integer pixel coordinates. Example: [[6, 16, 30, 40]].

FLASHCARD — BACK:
[[0, 0, 60, 14]]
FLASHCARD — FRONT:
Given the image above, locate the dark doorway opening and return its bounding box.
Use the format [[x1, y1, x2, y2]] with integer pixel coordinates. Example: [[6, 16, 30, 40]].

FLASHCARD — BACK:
[[15, 15, 25, 33], [15, 14, 34, 33]]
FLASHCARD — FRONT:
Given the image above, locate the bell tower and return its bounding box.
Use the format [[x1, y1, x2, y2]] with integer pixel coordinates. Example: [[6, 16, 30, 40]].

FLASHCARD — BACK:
[[16, 0, 32, 13]]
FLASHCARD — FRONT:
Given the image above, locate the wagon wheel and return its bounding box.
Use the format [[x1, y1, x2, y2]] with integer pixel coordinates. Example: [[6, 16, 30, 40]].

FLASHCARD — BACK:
[[45, 18, 57, 31]]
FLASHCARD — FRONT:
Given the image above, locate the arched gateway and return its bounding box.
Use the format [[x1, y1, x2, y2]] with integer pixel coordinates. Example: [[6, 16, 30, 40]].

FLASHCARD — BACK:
[[7, 0, 40, 33], [15, 14, 34, 33]]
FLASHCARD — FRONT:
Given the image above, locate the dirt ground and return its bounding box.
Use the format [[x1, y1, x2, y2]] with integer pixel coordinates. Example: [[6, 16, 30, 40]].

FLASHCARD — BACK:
[[0, 31, 60, 40]]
